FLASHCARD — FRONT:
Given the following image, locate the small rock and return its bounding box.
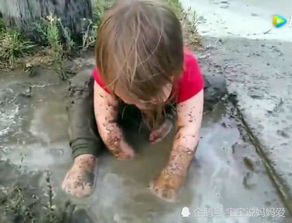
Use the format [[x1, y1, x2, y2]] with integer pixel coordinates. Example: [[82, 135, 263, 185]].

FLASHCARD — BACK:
[[277, 130, 289, 138], [26, 65, 43, 77], [221, 122, 227, 128], [20, 86, 32, 98], [250, 94, 263, 99], [220, 5, 229, 9], [265, 201, 272, 207], [243, 172, 256, 190], [243, 157, 255, 171]]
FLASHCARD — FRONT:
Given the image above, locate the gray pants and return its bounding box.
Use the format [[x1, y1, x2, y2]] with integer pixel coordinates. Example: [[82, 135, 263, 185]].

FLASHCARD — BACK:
[[67, 70, 226, 159]]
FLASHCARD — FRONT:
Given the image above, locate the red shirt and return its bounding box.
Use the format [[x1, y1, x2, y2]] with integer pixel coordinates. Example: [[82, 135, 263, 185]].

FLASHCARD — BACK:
[[92, 48, 204, 103]]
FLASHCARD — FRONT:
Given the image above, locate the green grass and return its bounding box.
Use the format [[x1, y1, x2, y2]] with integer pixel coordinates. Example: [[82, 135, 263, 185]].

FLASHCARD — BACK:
[[0, 0, 201, 72], [0, 18, 5, 32], [86, 0, 201, 49], [0, 170, 76, 223], [166, 0, 183, 16], [46, 16, 68, 80], [33, 14, 72, 80], [0, 29, 35, 68], [181, 9, 202, 50], [82, 0, 109, 49], [165, 0, 202, 49]]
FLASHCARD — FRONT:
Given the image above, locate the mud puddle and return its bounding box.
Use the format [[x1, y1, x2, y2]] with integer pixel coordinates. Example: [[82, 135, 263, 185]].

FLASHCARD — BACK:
[[0, 69, 289, 223]]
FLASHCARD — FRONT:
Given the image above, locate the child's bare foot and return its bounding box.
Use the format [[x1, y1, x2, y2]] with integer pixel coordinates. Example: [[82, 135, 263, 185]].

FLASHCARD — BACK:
[[149, 119, 173, 144], [62, 154, 97, 197], [149, 169, 185, 202]]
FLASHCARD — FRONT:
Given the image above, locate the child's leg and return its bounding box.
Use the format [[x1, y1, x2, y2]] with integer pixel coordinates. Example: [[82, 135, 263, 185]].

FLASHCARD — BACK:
[[62, 70, 104, 197]]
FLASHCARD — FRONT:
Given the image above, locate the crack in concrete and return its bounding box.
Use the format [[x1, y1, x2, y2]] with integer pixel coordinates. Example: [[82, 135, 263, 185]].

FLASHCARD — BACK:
[[229, 94, 292, 215]]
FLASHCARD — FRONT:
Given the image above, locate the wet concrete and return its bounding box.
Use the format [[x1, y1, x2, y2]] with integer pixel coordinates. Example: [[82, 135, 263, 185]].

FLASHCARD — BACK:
[[181, 0, 292, 215], [1, 0, 292, 220], [181, 0, 292, 42], [0, 66, 290, 222], [196, 37, 292, 213]]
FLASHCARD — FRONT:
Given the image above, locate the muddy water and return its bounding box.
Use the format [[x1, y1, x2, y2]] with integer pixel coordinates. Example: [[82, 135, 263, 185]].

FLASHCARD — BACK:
[[0, 68, 289, 223]]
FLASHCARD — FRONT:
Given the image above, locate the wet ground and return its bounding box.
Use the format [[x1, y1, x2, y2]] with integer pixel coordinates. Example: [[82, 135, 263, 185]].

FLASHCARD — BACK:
[[0, 66, 290, 222], [181, 0, 292, 42], [1, 0, 292, 221], [180, 0, 292, 214]]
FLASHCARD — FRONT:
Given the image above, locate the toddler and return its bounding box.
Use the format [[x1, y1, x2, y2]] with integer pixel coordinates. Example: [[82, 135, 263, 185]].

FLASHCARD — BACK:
[[62, 0, 204, 202]]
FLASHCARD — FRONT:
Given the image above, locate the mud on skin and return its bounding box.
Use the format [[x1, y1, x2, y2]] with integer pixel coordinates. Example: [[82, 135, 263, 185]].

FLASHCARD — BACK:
[[62, 154, 97, 197], [98, 100, 135, 160], [102, 119, 135, 160], [150, 145, 195, 202], [149, 119, 174, 143]]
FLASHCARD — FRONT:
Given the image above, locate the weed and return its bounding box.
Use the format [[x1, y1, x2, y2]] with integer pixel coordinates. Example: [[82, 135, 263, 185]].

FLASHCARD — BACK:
[[33, 13, 71, 80], [92, 0, 109, 23], [0, 161, 77, 223], [82, 0, 110, 50], [81, 18, 97, 50], [46, 15, 69, 80], [0, 185, 36, 222], [166, 0, 183, 16], [181, 9, 202, 50], [0, 0, 201, 73], [88, 0, 201, 50], [34, 13, 75, 55], [0, 18, 5, 33], [164, 0, 202, 50], [59, 22, 75, 54], [0, 29, 35, 68], [46, 15, 62, 55]]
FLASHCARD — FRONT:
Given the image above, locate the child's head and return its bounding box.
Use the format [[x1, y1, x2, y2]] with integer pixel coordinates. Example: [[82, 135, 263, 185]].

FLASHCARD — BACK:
[[96, 0, 183, 110]]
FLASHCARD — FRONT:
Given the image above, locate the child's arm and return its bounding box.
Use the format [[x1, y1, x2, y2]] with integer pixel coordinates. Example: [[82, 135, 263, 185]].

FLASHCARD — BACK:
[[93, 82, 135, 160], [170, 89, 203, 171], [150, 89, 203, 201]]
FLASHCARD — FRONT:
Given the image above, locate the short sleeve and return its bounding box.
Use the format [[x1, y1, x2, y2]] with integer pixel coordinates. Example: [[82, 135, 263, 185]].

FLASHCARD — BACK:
[[176, 50, 204, 103], [92, 67, 111, 93]]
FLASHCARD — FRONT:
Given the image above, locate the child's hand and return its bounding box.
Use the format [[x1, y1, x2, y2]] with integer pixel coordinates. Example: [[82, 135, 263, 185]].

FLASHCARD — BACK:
[[93, 82, 135, 160], [101, 123, 135, 160], [150, 145, 194, 202], [149, 119, 173, 144], [114, 139, 135, 160], [150, 168, 185, 202]]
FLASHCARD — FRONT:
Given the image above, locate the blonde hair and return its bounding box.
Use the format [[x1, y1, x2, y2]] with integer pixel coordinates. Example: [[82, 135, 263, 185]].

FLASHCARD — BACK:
[[96, 0, 183, 128]]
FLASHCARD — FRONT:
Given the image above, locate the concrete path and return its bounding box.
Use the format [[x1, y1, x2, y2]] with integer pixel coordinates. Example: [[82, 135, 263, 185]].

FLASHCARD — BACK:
[[0, 0, 291, 222], [181, 0, 292, 215], [181, 0, 292, 42]]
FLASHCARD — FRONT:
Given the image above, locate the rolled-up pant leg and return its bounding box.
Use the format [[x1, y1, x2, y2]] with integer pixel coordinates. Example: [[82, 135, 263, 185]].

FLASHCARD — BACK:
[[67, 70, 104, 159]]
